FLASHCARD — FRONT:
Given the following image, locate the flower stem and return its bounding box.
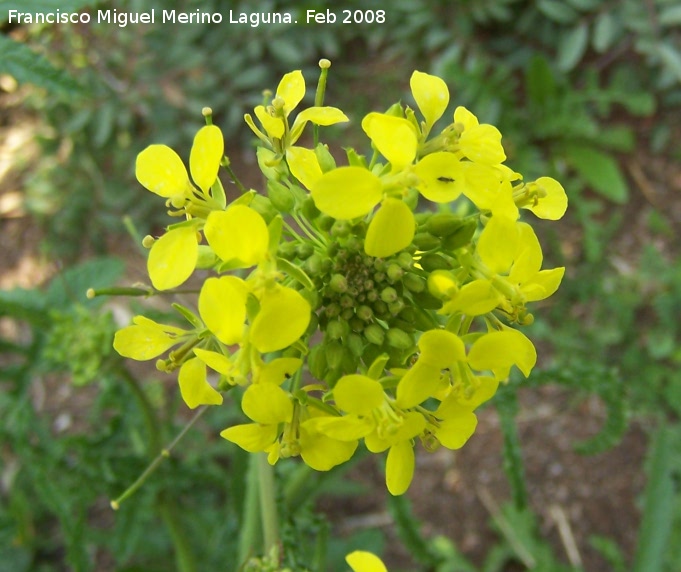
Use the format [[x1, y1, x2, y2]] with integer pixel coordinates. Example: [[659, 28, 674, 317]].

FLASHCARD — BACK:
[[238, 453, 262, 567], [110, 406, 208, 509], [258, 453, 279, 554]]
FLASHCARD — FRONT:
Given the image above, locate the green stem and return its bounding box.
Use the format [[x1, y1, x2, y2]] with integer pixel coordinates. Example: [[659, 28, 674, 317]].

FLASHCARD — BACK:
[[238, 454, 262, 567], [158, 493, 198, 572], [258, 453, 279, 554], [110, 406, 208, 508], [495, 385, 528, 511]]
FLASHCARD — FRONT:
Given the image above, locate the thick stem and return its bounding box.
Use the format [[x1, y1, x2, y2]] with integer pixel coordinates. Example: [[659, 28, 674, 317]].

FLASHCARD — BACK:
[[238, 453, 261, 567], [258, 453, 279, 554]]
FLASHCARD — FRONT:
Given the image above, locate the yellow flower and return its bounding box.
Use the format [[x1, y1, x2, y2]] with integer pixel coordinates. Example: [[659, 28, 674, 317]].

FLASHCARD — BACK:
[[245, 70, 348, 151], [113, 315, 189, 360]]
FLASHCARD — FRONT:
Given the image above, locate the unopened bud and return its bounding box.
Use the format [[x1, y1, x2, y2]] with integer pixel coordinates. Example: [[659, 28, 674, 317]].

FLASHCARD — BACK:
[[331, 219, 351, 238], [386, 328, 413, 350], [402, 273, 426, 293], [329, 274, 348, 293], [396, 251, 413, 270], [419, 253, 450, 271], [412, 232, 441, 250], [142, 235, 155, 249], [326, 318, 349, 340], [296, 242, 314, 260], [386, 263, 404, 282], [267, 180, 295, 213], [380, 287, 398, 304], [364, 324, 386, 346], [326, 341, 344, 370], [425, 213, 464, 237], [357, 305, 373, 321]]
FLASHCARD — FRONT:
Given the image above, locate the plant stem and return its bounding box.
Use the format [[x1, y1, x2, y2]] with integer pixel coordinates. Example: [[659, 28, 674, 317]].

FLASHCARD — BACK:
[[238, 453, 262, 567], [258, 453, 279, 554], [158, 493, 198, 572]]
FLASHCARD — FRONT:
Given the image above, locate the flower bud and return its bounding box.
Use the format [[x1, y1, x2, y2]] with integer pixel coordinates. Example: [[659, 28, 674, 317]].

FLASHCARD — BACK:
[[267, 180, 295, 213], [425, 213, 463, 237], [278, 241, 298, 260], [388, 299, 405, 316], [386, 328, 413, 350], [317, 214, 334, 231], [314, 142, 336, 172], [357, 305, 373, 321], [396, 251, 413, 270], [325, 302, 341, 318], [419, 253, 450, 271], [327, 317, 349, 340], [326, 341, 344, 370], [301, 196, 320, 220], [303, 253, 324, 275], [296, 243, 314, 260], [347, 333, 365, 357], [331, 219, 351, 238], [402, 273, 426, 293], [412, 232, 441, 251], [329, 273, 348, 294], [380, 286, 398, 304], [386, 263, 404, 282], [350, 317, 365, 333], [441, 217, 477, 251], [364, 324, 386, 346], [308, 344, 328, 379]]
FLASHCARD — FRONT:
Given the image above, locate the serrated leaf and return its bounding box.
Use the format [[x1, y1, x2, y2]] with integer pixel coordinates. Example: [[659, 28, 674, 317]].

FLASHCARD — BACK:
[[557, 23, 589, 71], [538, 0, 578, 23], [0, 35, 86, 97], [593, 12, 619, 53], [563, 145, 628, 203]]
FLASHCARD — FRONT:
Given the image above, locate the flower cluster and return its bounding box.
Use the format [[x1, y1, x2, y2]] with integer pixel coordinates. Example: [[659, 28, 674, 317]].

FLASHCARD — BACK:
[[113, 62, 567, 496]]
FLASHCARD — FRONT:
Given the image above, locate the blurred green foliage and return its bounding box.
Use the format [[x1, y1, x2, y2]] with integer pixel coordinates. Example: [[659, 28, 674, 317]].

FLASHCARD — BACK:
[[2, 0, 681, 570]]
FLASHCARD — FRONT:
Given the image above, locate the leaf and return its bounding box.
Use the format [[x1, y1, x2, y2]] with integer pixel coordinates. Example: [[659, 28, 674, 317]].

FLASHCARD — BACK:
[[557, 23, 589, 71], [0, 35, 86, 97], [659, 4, 681, 27], [525, 55, 557, 107], [632, 424, 677, 572], [656, 42, 681, 83], [593, 12, 619, 53], [537, 0, 578, 23], [563, 145, 628, 203], [47, 257, 125, 307]]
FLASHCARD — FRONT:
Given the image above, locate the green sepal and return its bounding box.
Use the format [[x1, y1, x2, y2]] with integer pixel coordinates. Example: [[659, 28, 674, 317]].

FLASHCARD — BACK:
[[425, 213, 464, 237], [411, 290, 444, 310], [268, 215, 283, 255], [276, 257, 315, 291], [229, 189, 256, 207], [412, 232, 441, 250], [384, 102, 404, 118], [419, 253, 451, 271], [314, 143, 336, 172], [196, 245, 219, 269], [210, 177, 227, 209], [245, 293, 261, 323], [267, 180, 295, 213], [249, 194, 277, 223], [367, 354, 390, 379], [345, 147, 368, 169], [172, 302, 203, 329], [308, 344, 328, 379], [166, 217, 202, 231], [441, 217, 478, 251]]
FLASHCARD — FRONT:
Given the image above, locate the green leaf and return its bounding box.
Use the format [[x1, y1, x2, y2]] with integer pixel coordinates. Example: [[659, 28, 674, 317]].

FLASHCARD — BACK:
[[593, 12, 619, 53], [557, 23, 589, 71], [656, 43, 681, 83], [659, 4, 681, 27], [538, 0, 578, 23], [525, 55, 557, 107], [0, 35, 86, 97], [46, 257, 125, 307], [632, 424, 677, 572], [563, 145, 629, 203]]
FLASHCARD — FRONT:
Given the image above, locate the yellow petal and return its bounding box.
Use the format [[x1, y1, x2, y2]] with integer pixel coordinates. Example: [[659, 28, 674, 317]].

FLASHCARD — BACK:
[[189, 125, 224, 192], [346, 551, 388, 572], [299, 420, 358, 471], [289, 106, 349, 144], [286, 146, 323, 190], [255, 105, 285, 139], [508, 223, 542, 285], [204, 205, 269, 267], [198, 276, 248, 345], [113, 318, 186, 360], [440, 279, 503, 316], [314, 415, 375, 441], [418, 329, 466, 369], [258, 357, 303, 384], [386, 440, 415, 495], [434, 410, 477, 450], [453, 106, 479, 130], [467, 329, 537, 378], [413, 152, 466, 202], [242, 383, 293, 424], [221, 423, 278, 453], [459, 124, 506, 165], [362, 112, 417, 171], [147, 226, 198, 291], [523, 267, 565, 302], [311, 166, 382, 219], [136, 144, 191, 197], [410, 70, 450, 127], [334, 375, 384, 415], [395, 361, 442, 409], [193, 348, 233, 375], [276, 70, 305, 115], [178, 357, 223, 409], [365, 198, 415, 258], [525, 176, 568, 220], [477, 216, 519, 274], [250, 286, 310, 353]]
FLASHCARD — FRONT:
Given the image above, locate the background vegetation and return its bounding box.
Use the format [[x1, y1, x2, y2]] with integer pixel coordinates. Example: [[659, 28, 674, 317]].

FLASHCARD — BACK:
[[1, 0, 681, 570]]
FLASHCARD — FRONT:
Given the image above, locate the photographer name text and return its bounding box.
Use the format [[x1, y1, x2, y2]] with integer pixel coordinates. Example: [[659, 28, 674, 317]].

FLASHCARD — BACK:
[[7, 8, 386, 28]]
